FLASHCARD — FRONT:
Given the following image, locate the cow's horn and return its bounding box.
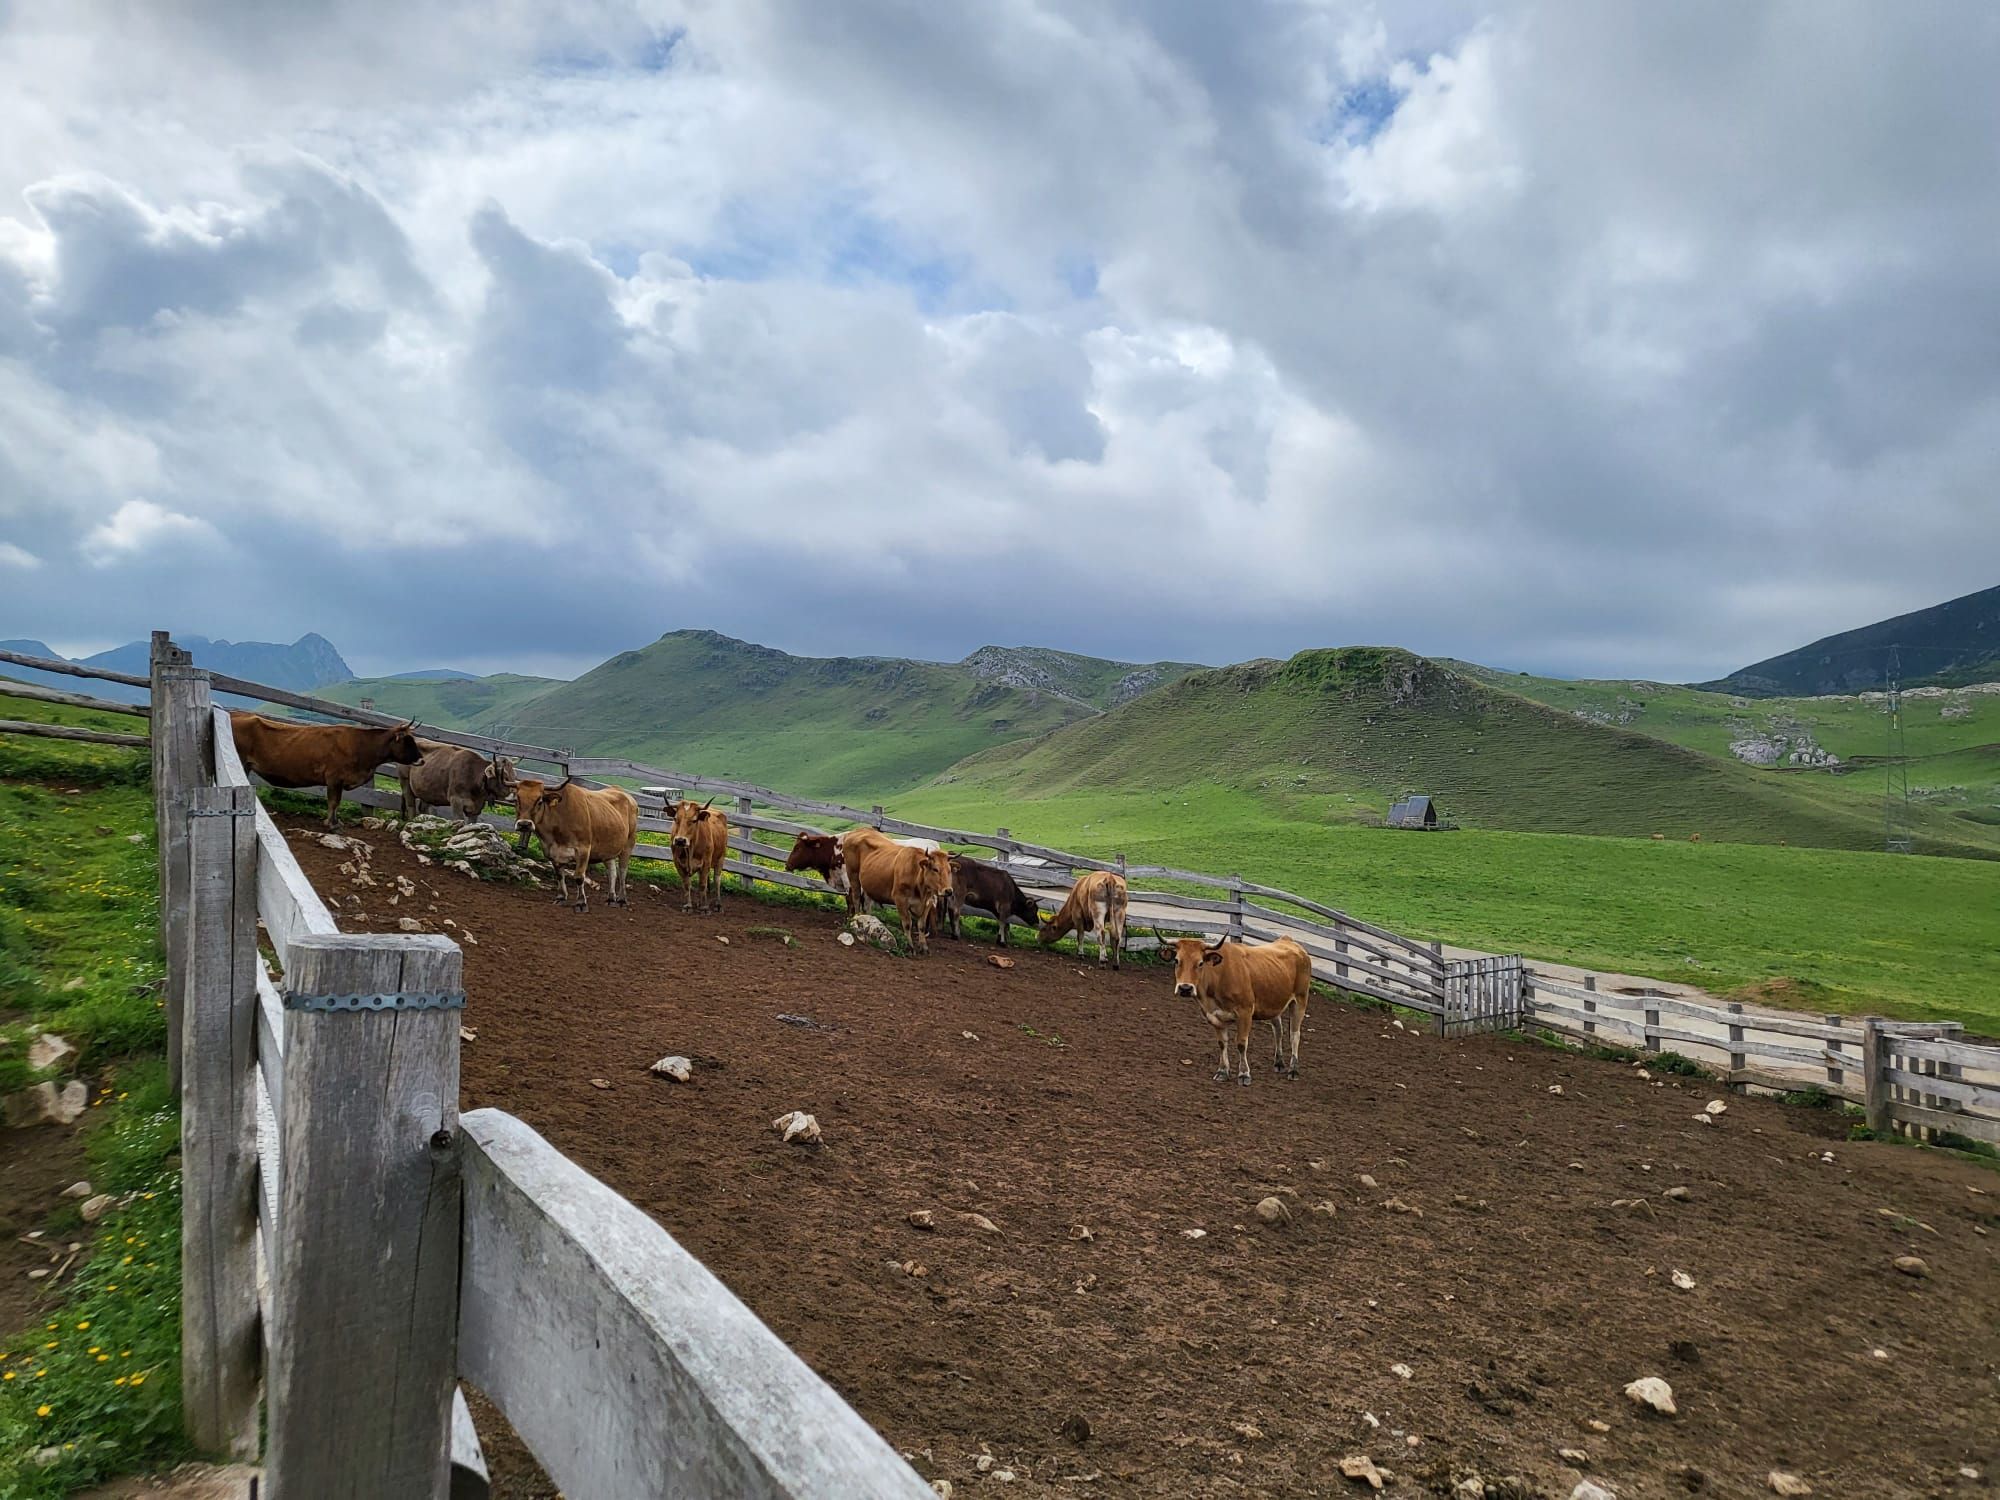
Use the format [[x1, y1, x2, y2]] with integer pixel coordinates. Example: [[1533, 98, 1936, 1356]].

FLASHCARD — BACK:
[[701, 796, 715, 810], [1204, 934, 1227, 951]]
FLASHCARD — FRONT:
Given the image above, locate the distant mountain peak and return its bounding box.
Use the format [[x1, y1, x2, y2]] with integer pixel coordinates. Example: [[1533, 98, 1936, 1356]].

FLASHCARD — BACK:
[[1703, 582, 2000, 697]]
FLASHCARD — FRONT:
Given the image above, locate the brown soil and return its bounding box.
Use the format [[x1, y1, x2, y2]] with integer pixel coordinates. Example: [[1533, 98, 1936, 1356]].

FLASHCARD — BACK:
[[0, 1084, 102, 1336], [288, 818, 2000, 1500]]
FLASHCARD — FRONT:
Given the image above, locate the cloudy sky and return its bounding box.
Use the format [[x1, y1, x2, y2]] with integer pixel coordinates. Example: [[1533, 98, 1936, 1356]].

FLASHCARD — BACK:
[[1, 2, 1996, 681]]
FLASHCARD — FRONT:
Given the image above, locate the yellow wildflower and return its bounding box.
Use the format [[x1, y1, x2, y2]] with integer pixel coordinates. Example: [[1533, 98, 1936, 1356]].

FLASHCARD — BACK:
[[36, 1404, 50, 1417]]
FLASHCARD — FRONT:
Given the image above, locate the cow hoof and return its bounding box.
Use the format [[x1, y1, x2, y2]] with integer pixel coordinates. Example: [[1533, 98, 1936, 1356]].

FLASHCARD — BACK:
[[1238, 1074, 1252, 1087], [1213, 1070, 1231, 1083]]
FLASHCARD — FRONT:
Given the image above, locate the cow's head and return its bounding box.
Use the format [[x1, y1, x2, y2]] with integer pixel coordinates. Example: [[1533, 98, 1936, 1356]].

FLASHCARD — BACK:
[[1168, 935, 1228, 998], [915, 847, 953, 900], [669, 797, 714, 855], [784, 832, 835, 873], [512, 777, 547, 833], [483, 756, 517, 800], [383, 720, 423, 765]]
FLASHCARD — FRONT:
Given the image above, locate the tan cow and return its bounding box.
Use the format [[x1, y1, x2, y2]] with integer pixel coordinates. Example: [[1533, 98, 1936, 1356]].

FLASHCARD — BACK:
[[663, 798, 729, 913], [399, 740, 515, 823], [843, 833, 953, 953], [1037, 869, 1128, 969], [1166, 935, 1313, 1086], [228, 711, 423, 828], [514, 778, 639, 911]]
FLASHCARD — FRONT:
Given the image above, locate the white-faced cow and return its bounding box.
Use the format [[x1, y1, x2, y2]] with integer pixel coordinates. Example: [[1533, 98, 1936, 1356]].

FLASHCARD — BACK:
[[784, 831, 848, 893], [1038, 869, 1128, 968], [229, 711, 423, 828], [399, 741, 515, 824], [1165, 935, 1313, 1086], [664, 798, 729, 913], [514, 777, 639, 911]]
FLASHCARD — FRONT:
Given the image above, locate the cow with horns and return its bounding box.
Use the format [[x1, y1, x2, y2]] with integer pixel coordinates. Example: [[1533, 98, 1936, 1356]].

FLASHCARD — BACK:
[[664, 797, 730, 913], [228, 711, 424, 828], [1163, 934, 1313, 1086], [513, 777, 639, 911]]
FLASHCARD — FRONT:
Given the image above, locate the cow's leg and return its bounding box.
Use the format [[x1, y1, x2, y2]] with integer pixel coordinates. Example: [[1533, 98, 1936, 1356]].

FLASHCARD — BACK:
[[1213, 1022, 1232, 1082], [1287, 997, 1306, 1079], [1235, 1010, 1254, 1085], [711, 862, 724, 913], [324, 783, 343, 829], [1111, 917, 1124, 970], [400, 777, 415, 822], [1271, 1013, 1287, 1071]]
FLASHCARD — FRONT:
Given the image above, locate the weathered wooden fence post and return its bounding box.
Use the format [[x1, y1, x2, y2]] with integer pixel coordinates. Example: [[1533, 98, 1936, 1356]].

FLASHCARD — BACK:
[[1644, 998, 1662, 1055], [268, 933, 464, 1499], [1861, 1019, 1890, 1135], [1228, 876, 1245, 940], [1333, 934, 1350, 990], [151, 634, 209, 1094], [180, 780, 262, 1457], [1825, 1014, 1846, 1090], [994, 828, 1010, 867], [1582, 975, 1598, 1039], [1726, 1001, 1746, 1085]]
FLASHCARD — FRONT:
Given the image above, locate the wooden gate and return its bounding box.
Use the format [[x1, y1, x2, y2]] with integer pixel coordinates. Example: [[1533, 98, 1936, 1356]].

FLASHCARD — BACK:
[[1442, 954, 1524, 1036]]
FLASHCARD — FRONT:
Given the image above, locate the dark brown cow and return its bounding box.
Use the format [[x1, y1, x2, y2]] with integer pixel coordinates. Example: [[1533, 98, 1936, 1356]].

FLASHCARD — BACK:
[[1165, 935, 1313, 1086], [1037, 869, 1129, 968], [942, 855, 1041, 946], [784, 831, 848, 893], [513, 777, 639, 911], [399, 740, 515, 823], [664, 798, 729, 913], [843, 835, 953, 954], [228, 711, 423, 828]]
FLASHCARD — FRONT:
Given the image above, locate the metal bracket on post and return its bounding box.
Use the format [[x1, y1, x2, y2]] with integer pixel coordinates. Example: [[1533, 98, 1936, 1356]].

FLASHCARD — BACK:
[[283, 990, 467, 1013]]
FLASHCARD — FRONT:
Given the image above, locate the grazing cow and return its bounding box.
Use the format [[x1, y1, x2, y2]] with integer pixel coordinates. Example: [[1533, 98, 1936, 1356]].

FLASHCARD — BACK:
[[1166, 935, 1313, 1086], [514, 778, 639, 911], [784, 831, 848, 893], [843, 834, 953, 953], [833, 830, 942, 914], [228, 711, 423, 828], [1038, 869, 1129, 969], [399, 740, 516, 823], [664, 798, 730, 913], [942, 855, 1041, 946]]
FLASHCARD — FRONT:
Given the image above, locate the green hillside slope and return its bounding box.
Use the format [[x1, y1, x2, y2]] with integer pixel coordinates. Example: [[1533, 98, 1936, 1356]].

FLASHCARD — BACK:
[[1701, 581, 2000, 695], [490, 630, 1189, 799], [316, 673, 562, 730], [927, 647, 2000, 857]]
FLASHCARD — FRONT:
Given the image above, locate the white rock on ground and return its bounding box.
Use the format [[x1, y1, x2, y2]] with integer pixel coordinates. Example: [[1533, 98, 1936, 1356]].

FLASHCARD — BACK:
[[27, 1033, 74, 1073], [80, 1193, 115, 1223], [60, 1180, 92, 1199], [1624, 1376, 1676, 1415], [6, 1080, 89, 1128], [1767, 1472, 1812, 1496], [649, 1056, 693, 1082], [1571, 1482, 1616, 1500], [771, 1110, 821, 1144]]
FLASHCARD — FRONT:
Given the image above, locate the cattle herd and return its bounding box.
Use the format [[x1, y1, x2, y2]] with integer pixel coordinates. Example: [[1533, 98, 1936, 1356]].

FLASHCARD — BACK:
[[228, 715, 1316, 1085]]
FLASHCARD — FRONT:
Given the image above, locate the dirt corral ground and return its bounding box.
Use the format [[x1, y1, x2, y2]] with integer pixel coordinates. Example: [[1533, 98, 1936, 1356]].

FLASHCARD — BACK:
[[284, 817, 2000, 1500]]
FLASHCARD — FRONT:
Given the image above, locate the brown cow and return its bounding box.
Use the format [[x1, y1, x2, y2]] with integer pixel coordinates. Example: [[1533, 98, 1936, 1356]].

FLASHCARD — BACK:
[[228, 711, 423, 828], [942, 855, 1041, 946], [514, 778, 639, 911], [1166, 935, 1313, 1086], [843, 835, 953, 953], [399, 740, 515, 823], [784, 831, 848, 893], [664, 798, 729, 913], [1038, 869, 1129, 969]]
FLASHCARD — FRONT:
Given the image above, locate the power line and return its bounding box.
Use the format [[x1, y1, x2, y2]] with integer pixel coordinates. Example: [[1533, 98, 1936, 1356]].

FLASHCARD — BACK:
[[1883, 643, 1913, 855]]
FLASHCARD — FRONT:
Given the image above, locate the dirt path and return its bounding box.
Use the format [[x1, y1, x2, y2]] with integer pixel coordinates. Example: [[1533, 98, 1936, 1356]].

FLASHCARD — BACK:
[[289, 819, 2000, 1499]]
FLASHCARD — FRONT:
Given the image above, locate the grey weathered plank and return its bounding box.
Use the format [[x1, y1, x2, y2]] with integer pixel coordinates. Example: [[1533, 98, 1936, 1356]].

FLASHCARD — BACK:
[[458, 1110, 933, 1500], [1885, 1098, 2000, 1144], [450, 1390, 491, 1500], [0, 644, 151, 689], [253, 804, 338, 970], [0, 718, 149, 746], [0, 678, 151, 716], [180, 781, 262, 1459], [152, 638, 207, 1095], [1888, 1036, 2000, 1070], [267, 934, 463, 1499], [255, 967, 286, 1117], [1880, 1064, 2000, 1113], [211, 705, 251, 788]]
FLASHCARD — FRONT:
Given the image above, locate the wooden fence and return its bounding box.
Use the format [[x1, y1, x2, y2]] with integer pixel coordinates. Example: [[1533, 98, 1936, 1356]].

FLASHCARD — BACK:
[[135, 637, 931, 1497]]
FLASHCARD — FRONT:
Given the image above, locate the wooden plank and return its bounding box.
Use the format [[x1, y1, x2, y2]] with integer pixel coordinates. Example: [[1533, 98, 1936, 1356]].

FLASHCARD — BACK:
[[253, 803, 338, 970], [457, 1109, 936, 1500], [1724, 1066, 1864, 1102], [0, 678, 151, 716], [1889, 1036, 2000, 1070], [267, 934, 463, 1499], [0, 717, 150, 746], [1885, 1098, 2000, 1145], [1523, 998, 1647, 1041], [1240, 922, 1443, 1001], [179, 782, 262, 1459], [152, 639, 207, 1097], [1880, 1065, 2000, 1114], [256, 967, 286, 1116], [255, 1068, 280, 1247], [0, 644, 151, 689], [1863, 1020, 1890, 1134]]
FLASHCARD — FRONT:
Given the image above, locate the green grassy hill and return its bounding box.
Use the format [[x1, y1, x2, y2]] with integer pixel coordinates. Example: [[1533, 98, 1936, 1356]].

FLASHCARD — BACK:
[[314, 672, 562, 731], [484, 630, 1193, 799], [925, 647, 2000, 857]]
